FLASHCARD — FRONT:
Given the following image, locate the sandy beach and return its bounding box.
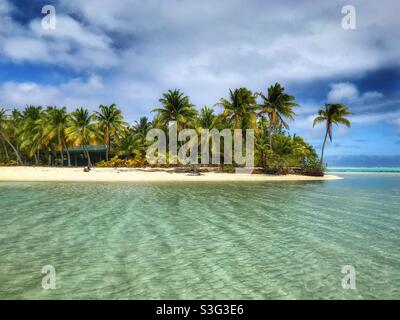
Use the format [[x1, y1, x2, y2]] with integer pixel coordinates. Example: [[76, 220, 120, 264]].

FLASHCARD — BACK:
[[0, 166, 341, 182]]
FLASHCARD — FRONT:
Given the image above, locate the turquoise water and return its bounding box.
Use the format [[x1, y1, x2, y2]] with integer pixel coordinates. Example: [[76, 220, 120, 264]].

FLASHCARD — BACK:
[[328, 167, 400, 173], [0, 174, 399, 299]]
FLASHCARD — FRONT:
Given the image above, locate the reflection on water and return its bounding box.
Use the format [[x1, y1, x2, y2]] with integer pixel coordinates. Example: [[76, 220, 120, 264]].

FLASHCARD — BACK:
[[0, 175, 399, 299]]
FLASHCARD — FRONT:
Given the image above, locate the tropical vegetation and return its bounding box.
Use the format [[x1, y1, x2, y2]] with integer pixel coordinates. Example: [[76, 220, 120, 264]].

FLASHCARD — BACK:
[[0, 85, 350, 173]]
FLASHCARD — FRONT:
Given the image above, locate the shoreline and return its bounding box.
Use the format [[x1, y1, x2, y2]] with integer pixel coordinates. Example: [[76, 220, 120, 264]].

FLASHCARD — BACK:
[[0, 166, 342, 182]]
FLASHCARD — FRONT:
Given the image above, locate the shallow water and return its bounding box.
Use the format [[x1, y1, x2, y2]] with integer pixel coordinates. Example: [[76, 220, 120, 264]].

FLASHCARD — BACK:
[[0, 174, 399, 299]]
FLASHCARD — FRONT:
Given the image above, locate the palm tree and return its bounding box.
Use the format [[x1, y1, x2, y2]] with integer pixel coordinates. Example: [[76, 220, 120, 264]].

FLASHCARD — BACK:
[[216, 88, 257, 129], [132, 117, 153, 159], [42, 107, 72, 166], [313, 103, 351, 164], [152, 89, 197, 129], [95, 104, 127, 161], [258, 83, 299, 149], [32, 116, 49, 165], [255, 116, 270, 167], [197, 107, 217, 130], [0, 108, 23, 165], [66, 108, 98, 168], [116, 127, 140, 160], [17, 106, 43, 164]]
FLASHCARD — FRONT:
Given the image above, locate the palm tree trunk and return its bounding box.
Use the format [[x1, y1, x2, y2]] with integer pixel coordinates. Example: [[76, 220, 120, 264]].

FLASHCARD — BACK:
[[62, 140, 71, 166], [1, 139, 9, 162], [66, 149, 71, 167], [269, 123, 273, 150], [106, 128, 110, 161], [1, 133, 22, 165], [235, 116, 241, 130], [320, 126, 329, 165], [83, 145, 92, 168]]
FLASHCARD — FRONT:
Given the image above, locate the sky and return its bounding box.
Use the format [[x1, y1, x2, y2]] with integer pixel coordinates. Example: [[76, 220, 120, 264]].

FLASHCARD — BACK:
[[0, 0, 399, 165]]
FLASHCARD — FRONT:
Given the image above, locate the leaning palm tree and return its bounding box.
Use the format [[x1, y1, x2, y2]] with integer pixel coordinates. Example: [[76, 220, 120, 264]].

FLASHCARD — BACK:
[[216, 88, 257, 129], [0, 108, 23, 165], [95, 104, 127, 161], [66, 108, 98, 168], [152, 89, 197, 129], [313, 103, 351, 164], [258, 83, 299, 149]]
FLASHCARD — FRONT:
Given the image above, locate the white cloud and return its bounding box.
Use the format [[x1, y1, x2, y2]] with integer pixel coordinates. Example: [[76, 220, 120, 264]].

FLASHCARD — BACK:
[[328, 83, 359, 101], [327, 82, 383, 104], [0, 82, 60, 106], [0, 76, 155, 122], [0, 76, 105, 108], [0, 0, 399, 125], [0, 3, 118, 69], [29, 16, 110, 50]]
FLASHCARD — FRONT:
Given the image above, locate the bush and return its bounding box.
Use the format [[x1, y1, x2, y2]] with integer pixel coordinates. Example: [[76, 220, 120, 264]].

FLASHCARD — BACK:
[[96, 156, 145, 168], [0, 160, 17, 166], [126, 159, 145, 167], [301, 156, 325, 171], [220, 164, 236, 173]]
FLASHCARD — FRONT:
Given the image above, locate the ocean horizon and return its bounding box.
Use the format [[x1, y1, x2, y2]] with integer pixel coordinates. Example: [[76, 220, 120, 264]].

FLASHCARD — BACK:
[[327, 167, 400, 173]]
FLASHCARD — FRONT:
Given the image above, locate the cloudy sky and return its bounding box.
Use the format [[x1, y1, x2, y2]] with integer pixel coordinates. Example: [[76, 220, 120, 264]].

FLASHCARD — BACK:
[[0, 0, 399, 164]]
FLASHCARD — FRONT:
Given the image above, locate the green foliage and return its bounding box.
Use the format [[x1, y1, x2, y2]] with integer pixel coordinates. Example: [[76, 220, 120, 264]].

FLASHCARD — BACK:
[[96, 156, 145, 168], [152, 89, 197, 129], [0, 84, 350, 171], [216, 88, 258, 129], [255, 130, 320, 169], [0, 160, 17, 166], [301, 156, 325, 171], [220, 164, 236, 173]]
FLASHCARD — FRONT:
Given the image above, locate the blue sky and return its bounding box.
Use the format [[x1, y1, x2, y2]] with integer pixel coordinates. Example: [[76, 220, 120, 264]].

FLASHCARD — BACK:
[[0, 0, 399, 165]]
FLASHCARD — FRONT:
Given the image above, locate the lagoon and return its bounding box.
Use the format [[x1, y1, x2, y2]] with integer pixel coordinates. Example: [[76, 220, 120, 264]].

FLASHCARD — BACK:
[[0, 173, 399, 299]]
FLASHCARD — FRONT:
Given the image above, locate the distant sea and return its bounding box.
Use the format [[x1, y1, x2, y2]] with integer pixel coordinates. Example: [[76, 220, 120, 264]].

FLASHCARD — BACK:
[[328, 167, 400, 173]]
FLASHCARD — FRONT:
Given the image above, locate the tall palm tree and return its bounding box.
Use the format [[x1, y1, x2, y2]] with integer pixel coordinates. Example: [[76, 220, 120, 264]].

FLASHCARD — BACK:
[[152, 89, 197, 129], [95, 104, 127, 161], [0, 108, 23, 165], [313, 103, 351, 164], [258, 83, 299, 149], [42, 107, 72, 166], [66, 108, 98, 168], [216, 88, 257, 129]]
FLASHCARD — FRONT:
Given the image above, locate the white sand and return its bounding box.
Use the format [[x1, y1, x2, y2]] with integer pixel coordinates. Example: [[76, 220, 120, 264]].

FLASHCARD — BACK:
[[0, 166, 342, 182]]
